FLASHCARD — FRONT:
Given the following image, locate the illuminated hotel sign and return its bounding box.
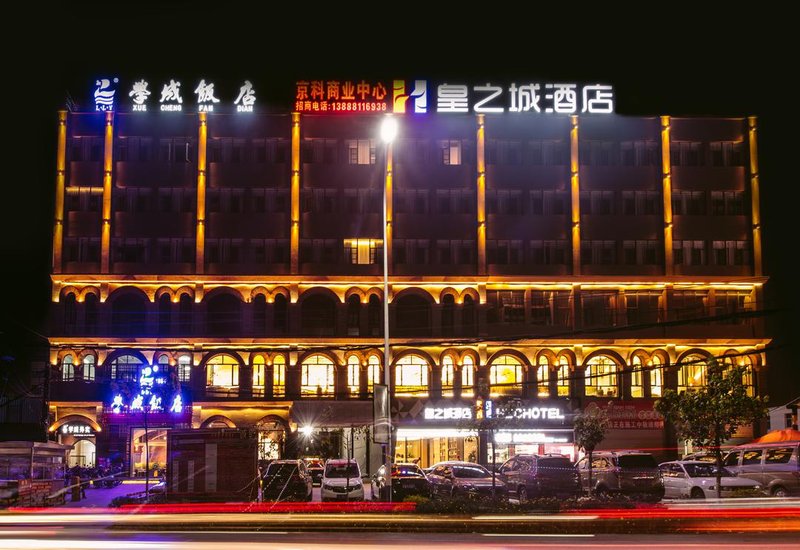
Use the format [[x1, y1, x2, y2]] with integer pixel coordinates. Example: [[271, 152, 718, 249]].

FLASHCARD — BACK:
[[484, 400, 566, 420], [60, 423, 94, 435]]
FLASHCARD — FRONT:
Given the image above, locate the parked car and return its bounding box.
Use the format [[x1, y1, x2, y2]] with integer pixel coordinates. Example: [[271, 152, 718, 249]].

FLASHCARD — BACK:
[[680, 452, 718, 463], [427, 461, 508, 500], [723, 441, 800, 497], [576, 451, 664, 500], [497, 454, 580, 502], [659, 460, 762, 499], [370, 463, 431, 501], [303, 457, 325, 486], [147, 479, 167, 494], [321, 459, 364, 501], [262, 459, 313, 501]]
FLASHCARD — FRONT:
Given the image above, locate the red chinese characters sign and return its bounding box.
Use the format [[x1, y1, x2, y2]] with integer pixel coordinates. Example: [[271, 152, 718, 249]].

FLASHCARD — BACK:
[[295, 80, 388, 113], [585, 400, 665, 430]]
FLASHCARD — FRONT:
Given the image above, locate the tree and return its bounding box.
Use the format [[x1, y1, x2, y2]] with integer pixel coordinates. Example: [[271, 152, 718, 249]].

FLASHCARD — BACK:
[[574, 408, 609, 496], [655, 361, 768, 498]]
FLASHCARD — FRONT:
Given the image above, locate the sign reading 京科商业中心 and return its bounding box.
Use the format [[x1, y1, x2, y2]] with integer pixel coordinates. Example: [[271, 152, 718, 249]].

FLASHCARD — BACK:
[[294, 79, 391, 113]]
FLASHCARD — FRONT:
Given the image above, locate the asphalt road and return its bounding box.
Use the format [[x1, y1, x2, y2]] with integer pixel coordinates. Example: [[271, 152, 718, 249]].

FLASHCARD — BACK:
[[1, 529, 798, 549]]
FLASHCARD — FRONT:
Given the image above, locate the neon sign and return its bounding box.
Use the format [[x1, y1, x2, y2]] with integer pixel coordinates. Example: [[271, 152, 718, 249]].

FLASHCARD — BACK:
[[294, 79, 389, 113], [94, 78, 119, 112], [424, 406, 473, 420], [485, 400, 565, 420], [61, 423, 94, 435], [108, 364, 185, 415]]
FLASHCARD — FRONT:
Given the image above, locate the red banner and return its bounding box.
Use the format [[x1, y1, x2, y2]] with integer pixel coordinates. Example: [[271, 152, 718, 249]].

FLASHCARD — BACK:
[[585, 400, 664, 430]]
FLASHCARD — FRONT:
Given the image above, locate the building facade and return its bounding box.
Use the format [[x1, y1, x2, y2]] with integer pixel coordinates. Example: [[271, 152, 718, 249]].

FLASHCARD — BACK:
[[47, 107, 768, 473]]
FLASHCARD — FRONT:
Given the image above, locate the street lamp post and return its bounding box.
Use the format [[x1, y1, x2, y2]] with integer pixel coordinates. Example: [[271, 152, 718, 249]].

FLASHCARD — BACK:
[[380, 116, 397, 502]]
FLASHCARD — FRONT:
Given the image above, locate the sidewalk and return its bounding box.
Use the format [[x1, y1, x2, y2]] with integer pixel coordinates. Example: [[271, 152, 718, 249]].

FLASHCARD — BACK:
[[62, 480, 147, 508]]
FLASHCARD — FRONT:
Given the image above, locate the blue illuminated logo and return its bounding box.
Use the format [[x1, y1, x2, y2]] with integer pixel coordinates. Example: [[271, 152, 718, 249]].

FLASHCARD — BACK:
[[94, 78, 119, 112]]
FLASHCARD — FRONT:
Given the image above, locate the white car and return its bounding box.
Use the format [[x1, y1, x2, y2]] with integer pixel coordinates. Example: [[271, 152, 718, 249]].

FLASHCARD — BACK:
[[320, 459, 364, 501], [659, 460, 762, 499]]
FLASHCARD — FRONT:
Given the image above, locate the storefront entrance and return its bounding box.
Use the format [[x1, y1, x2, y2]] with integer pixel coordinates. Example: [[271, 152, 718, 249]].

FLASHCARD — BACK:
[[394, 429, 479, 468], [68, 439, 96, 467]]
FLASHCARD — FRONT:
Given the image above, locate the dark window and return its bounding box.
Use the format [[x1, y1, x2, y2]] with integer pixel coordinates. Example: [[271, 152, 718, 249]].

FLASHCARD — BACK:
[[441, 294, 455, 337]]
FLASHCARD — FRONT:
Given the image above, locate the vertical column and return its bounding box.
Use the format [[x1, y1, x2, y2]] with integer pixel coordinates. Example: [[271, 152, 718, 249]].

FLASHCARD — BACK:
[[195, 112, 208, 274], [570, 116, 581, 274], [476, 114, 487, 275], [748, 116, 762, 277], [52, 111, 68, 274], [385, 142, 394, 268], [290, 112, 301, 274], [100, 112, 115, 273], [661, 116, 674, 274]]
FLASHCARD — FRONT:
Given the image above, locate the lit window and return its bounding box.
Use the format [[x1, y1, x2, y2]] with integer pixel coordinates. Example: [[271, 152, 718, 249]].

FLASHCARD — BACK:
[[489, 355, 522, 396], [178, 354, 192, 383], [62, 355, 75, 381], [461, 356, 474, 397], [584, 355, 618, 397], [346, 139, 375, 165], [739, 355, 756, 397], [301, 354, 334, 396], [441, 356, 455, 397], [678, 354, 707, 392], [537, 355, 550, 397], [252, 355, 266, 397], [441, 140, 461, 165], [347, 356, 360, 396], [367, 355, 381, 393], [395, 355, 429, 396], [273, 355, 286, 397], [83, 355, 96, 382], [109, 354, 143, 381], [344, 238, 382, 265], [630, 355, 644, 398], [557, 356, 570, 396], [650, 355, 663, 397], [206, 354, 240, 387]]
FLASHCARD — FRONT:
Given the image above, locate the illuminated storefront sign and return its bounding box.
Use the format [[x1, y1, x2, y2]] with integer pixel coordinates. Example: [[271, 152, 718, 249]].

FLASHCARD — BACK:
[[159, 79, 184, 112], [94, 78, 119, 111], [60, 422, 95, 435], [494, 431, 571, 444], [106, 364, 185, 415], [194, 79, 220, 112], [129, 79, 151, 111], [424, 406, 472, 420], [435, 82, 613, 114], [294, 79, 390, 113], [234, 80, 256, 112], [484, 400, 566, 420], [585, 400, 664, 430]]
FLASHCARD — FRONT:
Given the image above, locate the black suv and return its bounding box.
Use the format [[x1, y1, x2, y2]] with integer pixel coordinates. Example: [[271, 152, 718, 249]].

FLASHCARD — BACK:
[[262, 459, 313, 501], [576, 451, 664, 500], [497, 454, 580, 501]]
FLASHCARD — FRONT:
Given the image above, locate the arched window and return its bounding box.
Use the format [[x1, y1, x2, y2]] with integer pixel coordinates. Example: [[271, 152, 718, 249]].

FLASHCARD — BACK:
[[396, 295, 431, 337], [301, 295, 336, 336], [367, 355, 380, 393], [678, 354, 707, 392], [301, 355, 335, 396], [441, 355, 455, 397], [537, 355, 550, 397], [178, 354, 192, 383], [557, 356, 570, 396], [441, 295, 455, 337], [85, 293, 98, 335], [395, 355, 429, 396], [584, 355, 618, 397], [158, 294, 171, 336], [206, 354, 240, 397], [63, 293, 77, 335], [650, 355, 663, 397], [368, 295, 382, 336], [108, 354, 143, 381], [630, 355, 644, 398], [462, 295, 476, 336], [273, 355, 286, 397], [207, 294, 242, 336], [179, 294, 193, 334], [157, 354, 170, 368], [62, 355, 75, 381], [83, 355, 96, 382], [347, 295, 361, 336], [273, 294, 288, 333], [253, 295, 267, 337], [461, 356, 474, 397], [252, 355, 266, 397], [489, 355, 523, 396], [347, 356, 360, 395]]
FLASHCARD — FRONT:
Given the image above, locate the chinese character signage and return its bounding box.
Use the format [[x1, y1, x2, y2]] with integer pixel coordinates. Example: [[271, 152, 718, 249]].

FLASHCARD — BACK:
[[294, 79, 390, 113], [105, 364, 187, 416], [91, 77, 613, 115], [60, 423, 94, 435], [585, 400, 664, 430]]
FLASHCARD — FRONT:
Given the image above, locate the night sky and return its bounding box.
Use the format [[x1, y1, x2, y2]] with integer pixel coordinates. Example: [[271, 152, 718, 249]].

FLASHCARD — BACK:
[[2, 7, 795, 405]]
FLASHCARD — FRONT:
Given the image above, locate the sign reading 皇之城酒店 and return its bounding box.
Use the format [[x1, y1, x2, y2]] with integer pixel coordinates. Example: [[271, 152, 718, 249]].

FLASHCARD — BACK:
[[90, 77, 612, 115]]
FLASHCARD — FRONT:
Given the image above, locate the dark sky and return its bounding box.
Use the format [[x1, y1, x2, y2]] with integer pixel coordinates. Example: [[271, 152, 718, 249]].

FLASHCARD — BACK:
[[2, 7, 795, 403]]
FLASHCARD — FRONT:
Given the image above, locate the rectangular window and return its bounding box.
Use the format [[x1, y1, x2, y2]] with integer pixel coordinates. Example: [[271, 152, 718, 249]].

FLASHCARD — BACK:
[[625, 291, 662, 325], [344, 238, 382, 265], [582, 290, 618, 327], [530, 290, 571, 327], [441, 140, 461, 165], [346, 139, 376, 165], [671, 289, 708, 320], [272, 363, 286, 397], [487, 290, 525, 324]]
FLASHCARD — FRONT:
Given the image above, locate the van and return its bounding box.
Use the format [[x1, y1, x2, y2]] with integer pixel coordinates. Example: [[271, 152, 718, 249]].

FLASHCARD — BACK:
[[498, 454, 580, 501], [576, 451, 664, 500], [723, 441, 800, 497]]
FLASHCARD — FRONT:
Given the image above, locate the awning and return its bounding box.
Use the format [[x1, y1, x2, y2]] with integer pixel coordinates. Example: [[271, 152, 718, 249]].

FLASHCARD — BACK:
[[290, 401, 373, 428], [748, 428, 800, 443]]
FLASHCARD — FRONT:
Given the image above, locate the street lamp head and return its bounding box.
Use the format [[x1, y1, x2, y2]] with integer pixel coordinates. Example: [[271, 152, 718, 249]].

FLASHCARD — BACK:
[[380, 116, 398, 144]]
